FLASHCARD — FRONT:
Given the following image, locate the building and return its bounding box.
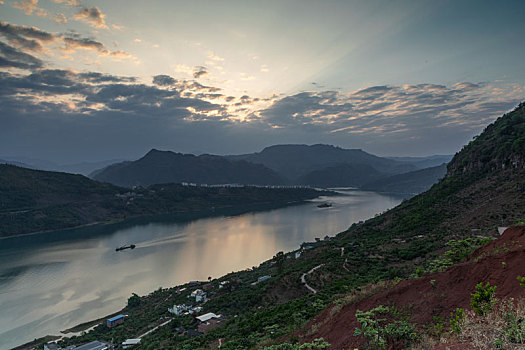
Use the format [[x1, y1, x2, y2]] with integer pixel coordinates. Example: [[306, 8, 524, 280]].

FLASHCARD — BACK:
[[218, 281, 229, 289], [168, 304, 191, 316], [196, 312, 220, 323], [44, 343, 60, 350], [106, 314, 125, 328], [190, 289, 207, 303], [257, 275, 271, 283], [122, 339, 140, 349]]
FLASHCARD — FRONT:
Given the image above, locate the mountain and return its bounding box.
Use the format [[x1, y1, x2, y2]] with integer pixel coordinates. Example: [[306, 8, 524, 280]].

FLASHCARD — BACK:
[[91, 149, 285, 187], [296, 163, 384, 188], [0, 156, 126, 175], [362, 163, 447, 194], [227, 144, 417, 181], [386, 154, 453, 169], [0, 164, 326, 238], [91, 145, 447, 190], [0, 158, 33, 168], [59, 159, 127, 176]]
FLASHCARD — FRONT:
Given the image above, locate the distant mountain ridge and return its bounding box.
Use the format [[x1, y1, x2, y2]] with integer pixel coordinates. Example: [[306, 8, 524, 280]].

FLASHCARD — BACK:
[[227, 144, 417, 181], [92, 149, 284, 188], [91, 145, 451, 193]]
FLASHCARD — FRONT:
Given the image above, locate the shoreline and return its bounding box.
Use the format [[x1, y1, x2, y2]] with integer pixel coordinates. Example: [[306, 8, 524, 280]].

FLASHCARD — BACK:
[[0, 198, 318, 241]]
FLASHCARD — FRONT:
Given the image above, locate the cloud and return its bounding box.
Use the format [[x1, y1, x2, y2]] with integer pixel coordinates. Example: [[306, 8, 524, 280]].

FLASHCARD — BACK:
[[240, 74, 255, 81], [61, 36, 134, 60], [63, 37, 105, 52], [0, 41, 43, 69], [0, 20, 134, 64], [11, 0, 47, 16], [174, 64, 193, 76], [53, 0, 81, 6], [111, 24, 124, 31], [74, 6, 108, 29], [260, 83, 522, 141], [193, 66, 208, 79], [152, 74, 176, 86], [54, 13, 68, 24], [207, 51, 224, 62], [0, 21, 56, 52]]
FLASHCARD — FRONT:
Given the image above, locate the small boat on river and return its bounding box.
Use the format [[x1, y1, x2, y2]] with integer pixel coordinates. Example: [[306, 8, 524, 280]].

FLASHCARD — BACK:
[[116, 244, 136, 251], [317, 203, 332, 208]]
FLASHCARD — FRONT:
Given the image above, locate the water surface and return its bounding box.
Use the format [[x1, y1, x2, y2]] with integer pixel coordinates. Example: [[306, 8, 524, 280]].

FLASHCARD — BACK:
[[0, 189, 402, 349]]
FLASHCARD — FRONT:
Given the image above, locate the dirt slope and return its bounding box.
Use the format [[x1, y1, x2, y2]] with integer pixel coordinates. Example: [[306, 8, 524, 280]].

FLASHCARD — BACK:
[[300, 226, 525, 349]]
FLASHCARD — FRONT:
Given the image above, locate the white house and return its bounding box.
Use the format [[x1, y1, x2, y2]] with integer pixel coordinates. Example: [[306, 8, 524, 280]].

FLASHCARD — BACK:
[[122, 339, 140, 349], [190, 289, 207, 303], [196, 312, 220, 323], [168, 304, 191, 316]]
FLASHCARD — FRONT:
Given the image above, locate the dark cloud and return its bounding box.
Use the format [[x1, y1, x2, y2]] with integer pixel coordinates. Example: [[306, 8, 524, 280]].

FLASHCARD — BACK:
[[152, 74, 176, 86], [0, 41, 43, 69], [0, 22, 55, 42], [0, 20, 132, 60], [79, 72, 135, 83], [0, 21, 56, 52], [193, 66, 208, 79], [74, 6, 108, 29], [63, 37, 105, 52]]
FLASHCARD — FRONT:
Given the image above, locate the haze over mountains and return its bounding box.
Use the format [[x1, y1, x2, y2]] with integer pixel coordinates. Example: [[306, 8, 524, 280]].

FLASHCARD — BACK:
[[90, 144, 451, 193]]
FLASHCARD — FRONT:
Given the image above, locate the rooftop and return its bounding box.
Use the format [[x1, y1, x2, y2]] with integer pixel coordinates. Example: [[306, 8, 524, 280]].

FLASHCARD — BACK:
[[196, 312, 220, 322], [73, 341, 110, 350], [107, 314, 124, 322]]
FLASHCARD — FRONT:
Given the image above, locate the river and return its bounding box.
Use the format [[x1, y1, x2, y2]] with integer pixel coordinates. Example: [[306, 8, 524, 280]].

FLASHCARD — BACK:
[[0, 189, 403, 349]]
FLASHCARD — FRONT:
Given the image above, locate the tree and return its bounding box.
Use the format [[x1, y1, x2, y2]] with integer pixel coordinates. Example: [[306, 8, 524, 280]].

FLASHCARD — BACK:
[[127, 293, 141, 308]]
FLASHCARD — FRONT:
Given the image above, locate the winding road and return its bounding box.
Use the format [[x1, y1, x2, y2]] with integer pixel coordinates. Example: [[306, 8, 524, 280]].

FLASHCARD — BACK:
[[301, 264, 324, 294]]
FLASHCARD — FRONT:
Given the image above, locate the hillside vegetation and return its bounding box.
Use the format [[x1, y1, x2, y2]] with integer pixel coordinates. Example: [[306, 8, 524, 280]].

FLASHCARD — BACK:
[[0, 165, 326, 238], [46, 103, 525, 350]]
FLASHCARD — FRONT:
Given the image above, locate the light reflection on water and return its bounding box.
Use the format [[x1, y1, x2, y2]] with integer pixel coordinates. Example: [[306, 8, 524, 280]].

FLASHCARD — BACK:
[[0, 190, 403, 349]]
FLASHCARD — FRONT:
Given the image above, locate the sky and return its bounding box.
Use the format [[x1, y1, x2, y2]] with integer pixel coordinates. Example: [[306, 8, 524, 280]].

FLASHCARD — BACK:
[[1, 0, 524, 163]]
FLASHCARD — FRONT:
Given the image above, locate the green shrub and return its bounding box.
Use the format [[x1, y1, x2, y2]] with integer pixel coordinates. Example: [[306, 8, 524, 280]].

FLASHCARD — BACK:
[[354, 305, 418, 349], [263, 338, 330, 349], [517, 275, 525, 288], [470, 282, 498, 316], [449, 308, 465, 335]]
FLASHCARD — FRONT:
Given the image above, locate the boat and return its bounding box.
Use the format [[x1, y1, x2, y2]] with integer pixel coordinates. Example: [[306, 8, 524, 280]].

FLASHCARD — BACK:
[[115, 244, 136, 251], [317, 203, 332, 208]]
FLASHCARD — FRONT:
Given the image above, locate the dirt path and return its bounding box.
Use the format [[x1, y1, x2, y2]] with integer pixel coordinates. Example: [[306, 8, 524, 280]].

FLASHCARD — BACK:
[[340, 247, 350, 272], [301, 264, 324, 294], [137, 318, 172, 338]]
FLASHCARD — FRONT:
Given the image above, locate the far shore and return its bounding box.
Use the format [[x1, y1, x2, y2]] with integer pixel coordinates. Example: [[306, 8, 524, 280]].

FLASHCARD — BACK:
[[0, 198, 319, 241]]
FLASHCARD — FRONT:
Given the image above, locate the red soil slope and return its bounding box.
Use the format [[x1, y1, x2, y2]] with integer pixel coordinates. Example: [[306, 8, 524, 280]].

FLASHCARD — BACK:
[[301, 226, 525, 350]]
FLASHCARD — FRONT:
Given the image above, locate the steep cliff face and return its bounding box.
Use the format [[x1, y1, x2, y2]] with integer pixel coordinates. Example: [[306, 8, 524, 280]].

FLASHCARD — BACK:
[[447, 103, 525, 176]]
